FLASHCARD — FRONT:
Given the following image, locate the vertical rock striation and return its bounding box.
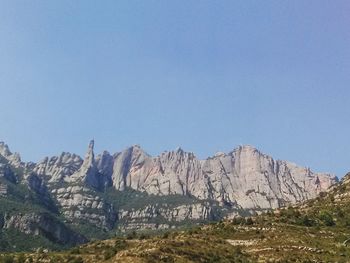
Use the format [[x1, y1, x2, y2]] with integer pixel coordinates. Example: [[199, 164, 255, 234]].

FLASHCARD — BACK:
[[4, 140, 336, 213]]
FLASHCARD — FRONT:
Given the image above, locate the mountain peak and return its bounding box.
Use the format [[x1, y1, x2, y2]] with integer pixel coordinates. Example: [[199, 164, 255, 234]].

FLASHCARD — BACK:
[[68, 140, 99, 188], [237, 144, 259, 151], [175, 147, 183, 152], [0, 141, 22, 167], [85, 139, 95, 161], [0, 142, 11, 157], [88, 139, 95, 150]]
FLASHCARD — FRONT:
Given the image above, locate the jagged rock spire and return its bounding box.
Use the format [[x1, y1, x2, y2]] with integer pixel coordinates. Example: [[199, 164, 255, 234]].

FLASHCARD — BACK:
[[0, 142, 11, 157], [85, 139, 95, 165], [69, 140, 99, 188], [0, 142, 22, 167]]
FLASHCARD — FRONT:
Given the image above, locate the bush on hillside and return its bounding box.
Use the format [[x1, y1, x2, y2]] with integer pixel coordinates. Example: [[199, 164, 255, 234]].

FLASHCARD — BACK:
[[318, 211, 335, 226]]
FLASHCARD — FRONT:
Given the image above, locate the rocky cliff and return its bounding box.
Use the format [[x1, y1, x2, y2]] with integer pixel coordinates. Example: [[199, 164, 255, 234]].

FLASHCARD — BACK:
[[0, 140, 337, 250], [79, 143, 335, 210], [2, 212, 87, 245]]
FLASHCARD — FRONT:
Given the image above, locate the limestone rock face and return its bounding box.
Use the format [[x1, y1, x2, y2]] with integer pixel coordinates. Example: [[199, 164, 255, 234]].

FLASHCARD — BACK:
[[30, 142, 337, 212], [117, 202, 215, 231], [0, 162, 17, 183], [199, 145, 335, 209], [108, 145, 337, 210], [111, 147, 207, 197], [0, 142, 22, 167], [2, 140, 337, 212], [68, 140, 99, 187], [68, 140, 111, 190], [111, 145, 149, 191], [51, 185, 116, 229], [0, 140, 340, 250], [96, 151, 114, 188], [0, 140, 338, 240], [33, 152, 83, 183], [23, 172, 58, 212], [3, 212, 87, 245]]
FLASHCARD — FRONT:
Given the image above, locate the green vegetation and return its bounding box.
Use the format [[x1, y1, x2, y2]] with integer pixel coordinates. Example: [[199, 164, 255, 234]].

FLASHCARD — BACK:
[[0, 228, 63, 252], [69, 221, 113, 241], [0, 255, 14, 263]]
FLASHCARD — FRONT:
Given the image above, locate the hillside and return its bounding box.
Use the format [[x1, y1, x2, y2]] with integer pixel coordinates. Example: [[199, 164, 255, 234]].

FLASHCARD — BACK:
[[2, 173, 350, 262]]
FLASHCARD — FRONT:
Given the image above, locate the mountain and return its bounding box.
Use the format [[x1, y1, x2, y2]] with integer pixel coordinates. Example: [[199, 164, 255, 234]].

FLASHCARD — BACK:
[[4, 173, 350, 262], [0, 140, 337, 251], [109, 144, 334, 209]]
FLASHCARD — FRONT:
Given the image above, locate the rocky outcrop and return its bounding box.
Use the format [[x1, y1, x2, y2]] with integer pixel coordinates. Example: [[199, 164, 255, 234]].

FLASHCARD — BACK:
[[30, 141, 337, 212], [110, 146, 208, 198], [0, 142, 22, 168], [105, 145, 337, 210], [0, 162, 17, 183], [23, 172, 58, 212], [117, 202, 215, 231], [51, 185, 116, 229], [68, 140, 112, 190], [96, 151, 114, 188], [34, 152, 83, 183], [200, 145, 335, 209], [0, 140, 339, 248], [68, 140, 99, 187], [3, 212, 87, 245]]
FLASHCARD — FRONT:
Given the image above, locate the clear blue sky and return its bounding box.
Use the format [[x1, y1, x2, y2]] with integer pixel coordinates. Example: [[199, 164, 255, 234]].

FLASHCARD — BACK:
[[0, 1, 349, 177]]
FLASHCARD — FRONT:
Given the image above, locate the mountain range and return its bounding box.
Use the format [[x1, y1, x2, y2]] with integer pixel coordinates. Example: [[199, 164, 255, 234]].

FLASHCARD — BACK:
[[17, 171, 349, 262], [0, 140, 337, 251]]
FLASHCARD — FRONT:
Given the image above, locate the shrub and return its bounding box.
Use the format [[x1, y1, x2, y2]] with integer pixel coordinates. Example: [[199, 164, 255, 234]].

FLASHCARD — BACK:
[[245, 217, 254, 225], [335, 207, 345, 218], [139, 233, 150, 240], [70, 247, 81, 254], [114, 239, 127, 250], [296, 215, 315, 227], [319, 211, 335, 226], [1, 255, 14, 263], [16, 254, 25, 263], [71, 256, 84, 263], [231, 217, 244, 225], [126, 230, 137, 240], [104, 248, 116, 260], [162, 232, 170, 239]]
